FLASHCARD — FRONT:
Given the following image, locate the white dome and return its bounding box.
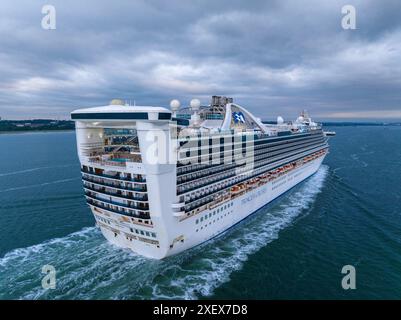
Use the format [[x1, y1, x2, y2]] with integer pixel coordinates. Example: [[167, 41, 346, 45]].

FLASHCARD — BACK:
[[297, 116, 304, 122], [170, 99, 181, 111], [277, 116, 284, 125], [190, 99, 201, 111]]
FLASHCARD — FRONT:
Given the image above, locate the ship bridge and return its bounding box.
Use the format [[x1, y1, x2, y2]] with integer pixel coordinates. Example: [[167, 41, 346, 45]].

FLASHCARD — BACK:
[[71, 100, 172, 123]]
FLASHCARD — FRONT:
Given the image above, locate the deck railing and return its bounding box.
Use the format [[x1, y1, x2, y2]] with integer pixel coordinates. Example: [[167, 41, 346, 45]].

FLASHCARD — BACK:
[[81, 169, 146, 183], [86, 198, 150, 220], [83, 183, 148, 202]]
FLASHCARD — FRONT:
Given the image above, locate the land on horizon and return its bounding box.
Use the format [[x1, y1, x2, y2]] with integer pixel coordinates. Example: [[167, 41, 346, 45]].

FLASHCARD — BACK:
[[0, 119, 74, 132], [0, 118, 400, 133]]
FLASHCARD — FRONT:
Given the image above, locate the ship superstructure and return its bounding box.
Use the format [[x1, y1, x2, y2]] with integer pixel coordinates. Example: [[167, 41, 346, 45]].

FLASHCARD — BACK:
[[71, 96, 331, 259]]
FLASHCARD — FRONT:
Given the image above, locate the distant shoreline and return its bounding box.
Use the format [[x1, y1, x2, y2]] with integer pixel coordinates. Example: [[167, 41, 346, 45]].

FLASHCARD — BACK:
[[264, 121, 401, 127], [0, 119, 74, 133], [0, 129, 74, 135], [1, 119, 400, 134]]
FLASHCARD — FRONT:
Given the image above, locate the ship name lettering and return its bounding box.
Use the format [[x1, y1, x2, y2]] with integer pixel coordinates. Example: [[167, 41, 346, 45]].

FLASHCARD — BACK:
[[241, 188, 267, 205]]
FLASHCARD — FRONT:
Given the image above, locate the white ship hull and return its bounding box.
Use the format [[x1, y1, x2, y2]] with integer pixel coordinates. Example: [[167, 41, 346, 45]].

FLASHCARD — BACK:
[[94, 155, 325, 259], [72, 96, 331, 259]]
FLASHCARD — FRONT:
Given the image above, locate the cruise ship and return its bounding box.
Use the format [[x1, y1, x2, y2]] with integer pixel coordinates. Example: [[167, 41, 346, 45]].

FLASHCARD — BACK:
[[71, 96, 332, 259]]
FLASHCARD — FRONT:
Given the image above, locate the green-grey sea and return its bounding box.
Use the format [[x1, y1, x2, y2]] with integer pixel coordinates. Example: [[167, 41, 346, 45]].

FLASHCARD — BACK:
[[0, 126, 400, 299]]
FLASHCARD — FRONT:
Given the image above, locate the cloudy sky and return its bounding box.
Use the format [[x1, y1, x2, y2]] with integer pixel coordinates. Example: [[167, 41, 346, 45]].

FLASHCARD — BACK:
[[0, 0, 400, 120]]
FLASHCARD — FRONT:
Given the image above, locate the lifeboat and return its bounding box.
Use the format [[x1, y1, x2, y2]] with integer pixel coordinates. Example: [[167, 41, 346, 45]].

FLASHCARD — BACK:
[[231, 185, 245, 195], [121, 216, 130, 223], [246, 179, 257, 188]]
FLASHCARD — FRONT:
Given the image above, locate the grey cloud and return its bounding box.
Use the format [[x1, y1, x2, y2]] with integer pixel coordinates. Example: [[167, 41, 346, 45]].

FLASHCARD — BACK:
[[0, 0, 400, 120]]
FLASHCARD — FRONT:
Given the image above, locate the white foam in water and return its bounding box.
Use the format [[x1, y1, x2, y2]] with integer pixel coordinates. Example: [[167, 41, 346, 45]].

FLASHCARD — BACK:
[[0, 227, 153, 299], [0, 166, 328, 300], [0, 177, 80, 193], [147, 165, 329, 299], [0, 164, 76, 177]]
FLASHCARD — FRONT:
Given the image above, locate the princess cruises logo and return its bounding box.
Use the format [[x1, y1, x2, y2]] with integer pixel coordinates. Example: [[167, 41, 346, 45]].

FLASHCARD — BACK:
[[233, 112, 246, 123]]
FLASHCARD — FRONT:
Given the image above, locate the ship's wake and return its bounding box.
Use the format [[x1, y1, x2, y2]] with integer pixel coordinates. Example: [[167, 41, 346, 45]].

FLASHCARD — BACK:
[[0, 166, 328, 300]]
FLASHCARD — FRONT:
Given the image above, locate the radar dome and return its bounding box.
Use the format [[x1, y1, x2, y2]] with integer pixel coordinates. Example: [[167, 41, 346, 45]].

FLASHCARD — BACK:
[[170, 99, 181, 111], [297, 116, 304, 123], [110, 99, 124, 106], [277, 116, 284, 125], [190, 99, 201, 111]]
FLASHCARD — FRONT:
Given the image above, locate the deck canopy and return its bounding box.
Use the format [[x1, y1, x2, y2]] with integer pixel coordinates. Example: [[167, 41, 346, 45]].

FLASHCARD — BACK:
[[71, 104, 172, 122]]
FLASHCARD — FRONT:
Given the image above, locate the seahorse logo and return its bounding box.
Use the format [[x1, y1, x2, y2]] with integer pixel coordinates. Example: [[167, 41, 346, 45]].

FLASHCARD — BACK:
[[233, 112, 245, 123]]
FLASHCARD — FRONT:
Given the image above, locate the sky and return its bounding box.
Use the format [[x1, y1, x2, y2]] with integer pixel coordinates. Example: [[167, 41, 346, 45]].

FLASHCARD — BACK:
[[0, 0, 400, 121]]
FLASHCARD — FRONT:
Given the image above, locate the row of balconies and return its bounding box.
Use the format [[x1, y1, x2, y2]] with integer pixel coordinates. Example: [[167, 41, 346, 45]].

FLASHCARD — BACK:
[[176, 133, 324, 174], [253, 135, 324, 153], [177, 130, 320, 159], [83, 182, 148, 202], [177, 169, 236, 195], [175, 145, 328, 209], [176, 137, 324, 189], [251, 141, 327, 165], [176, 141, 326, 195], [85, 191, 149, 211], [82, 174, 147, 193], [177, 162, 236, 185], [87, 198, 150, 220], [177, 162, 217, 176], [81, 166, 146, 183]]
